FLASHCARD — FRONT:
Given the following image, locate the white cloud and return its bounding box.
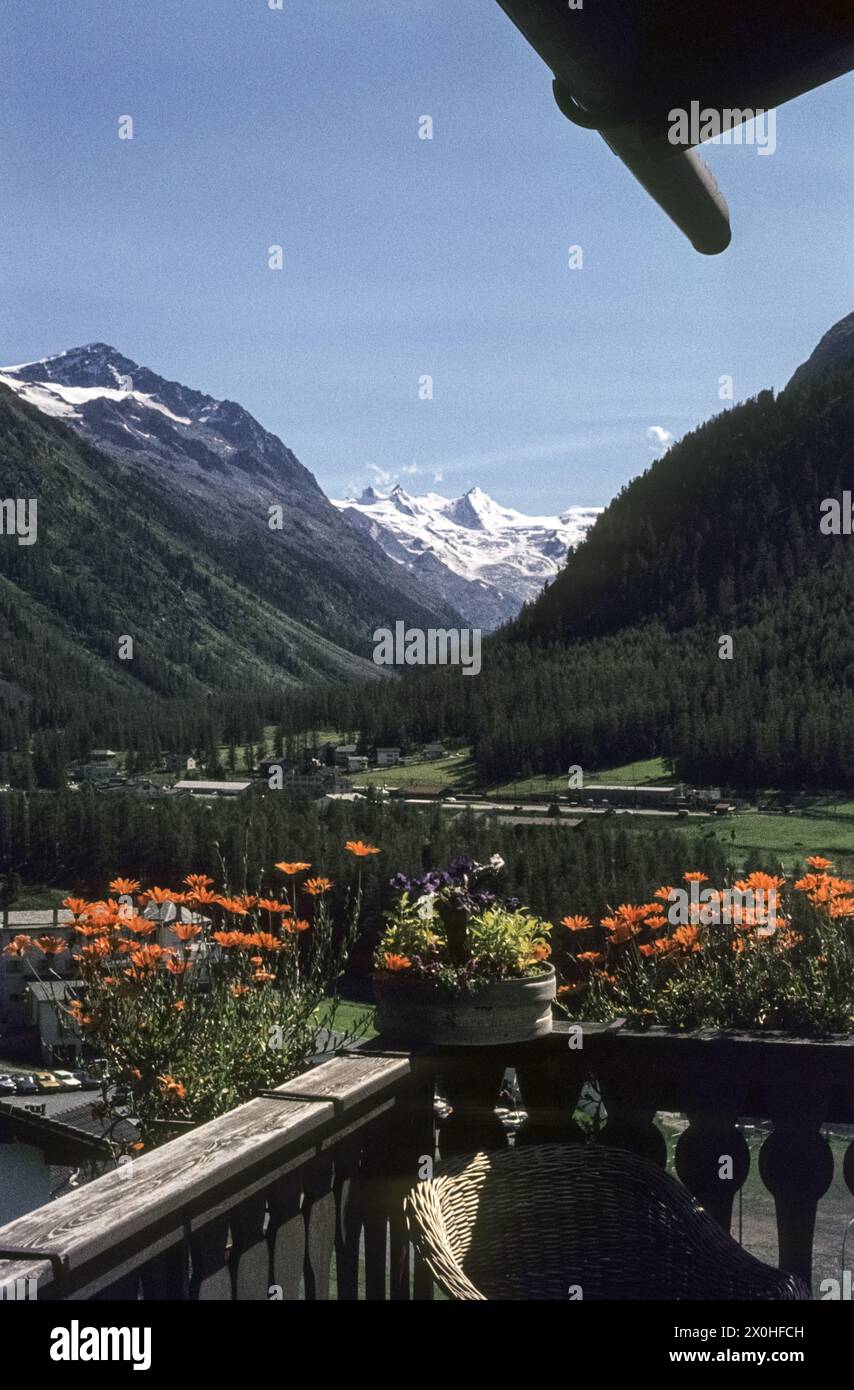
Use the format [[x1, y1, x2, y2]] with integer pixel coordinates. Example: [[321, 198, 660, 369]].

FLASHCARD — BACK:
[[366, 463, 393, 488], [646, 425, 674, 449]]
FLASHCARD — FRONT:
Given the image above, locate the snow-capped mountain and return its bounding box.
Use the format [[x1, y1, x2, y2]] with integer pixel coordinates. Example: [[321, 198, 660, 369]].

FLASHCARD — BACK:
[[0, 345, 464, 662], [0, 343, 322, 507], [332, 483, 602, 629]]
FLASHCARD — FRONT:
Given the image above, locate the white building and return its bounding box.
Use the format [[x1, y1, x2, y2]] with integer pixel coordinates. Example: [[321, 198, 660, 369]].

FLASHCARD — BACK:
[[169, 780, 251, 799]]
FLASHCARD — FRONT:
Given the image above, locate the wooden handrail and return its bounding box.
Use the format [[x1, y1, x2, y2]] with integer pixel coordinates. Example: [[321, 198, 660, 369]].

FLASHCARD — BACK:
[[0, 1050, 417, 1300]]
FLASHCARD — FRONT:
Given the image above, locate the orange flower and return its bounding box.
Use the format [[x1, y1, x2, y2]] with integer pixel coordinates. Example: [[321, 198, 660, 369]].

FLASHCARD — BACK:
[[253, 969, 276, 983], [683, 871, 708, 884], [173, 922, 202, 941], [557, 982, 584, 999], [672, 925, 702, 952], [653, 886, 675, 901], [174, 1000, 185, 1012], [80, 937, 112, 961], [275, 861, 311, 875], [828, 897, 854, 918], [614, 904, 651, 926], [806, 855, 834, 870], [793, 872, 825, 894], [130, 944, 165, 970], [166, 957, 191, 976], [215, 896, 251, 916], [248, 931, 284, 952], [645, 915, 668, 930], [109, 877, 140, 895], [287, 918, 311, 933], [230, 984, 251, 998], [140, 886, 179, 905], [576, 951, 604, 966], [183, 873, 214, 891], [561, 915, 591, 931], [157, 1074, 186, 1100], [3, 934, 32, 957], [733, 872, 785, 894], [185, 887, 220, 906], [305, 877, 332, 896], [125, 916, 157, 936], [34, 934, 68, 956], [62, 897, 90, 918], [381, 953, 412, 972], [213, 930, 251, 949], [607, 921, 637, 945], [65, 998, 93, 1027], [345, 840, 380, 857], [257, 898, 289, 914]]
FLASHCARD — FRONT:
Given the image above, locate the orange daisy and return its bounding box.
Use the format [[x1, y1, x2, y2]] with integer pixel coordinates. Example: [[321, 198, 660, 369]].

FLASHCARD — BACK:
[[109, 877, 141, 895], [381, 953, 412, 971], [561, 915, 591, 931]]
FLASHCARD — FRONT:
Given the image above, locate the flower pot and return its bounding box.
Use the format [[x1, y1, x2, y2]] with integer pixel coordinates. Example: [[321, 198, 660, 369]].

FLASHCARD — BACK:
[[372, 965, 555, 1046]]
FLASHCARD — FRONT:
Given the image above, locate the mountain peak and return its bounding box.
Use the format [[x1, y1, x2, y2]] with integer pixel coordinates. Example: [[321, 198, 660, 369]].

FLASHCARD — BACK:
[[10, 342, 139, 388], [787, 310, 854, 390], [331, 483, 601, 628]]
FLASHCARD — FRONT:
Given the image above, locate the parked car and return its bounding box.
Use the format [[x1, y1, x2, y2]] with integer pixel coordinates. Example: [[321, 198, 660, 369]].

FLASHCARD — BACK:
[[0, 1074, 17, 1097], [14, 1074, 39, 1096], [34, 1071, 61, 1093], [52, 1070, 83, 1091], [72, 1070, 100, 1091]]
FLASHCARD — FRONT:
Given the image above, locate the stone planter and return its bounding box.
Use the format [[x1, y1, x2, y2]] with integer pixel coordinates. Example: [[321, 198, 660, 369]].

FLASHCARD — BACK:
[[372, 965, 555, 1046]]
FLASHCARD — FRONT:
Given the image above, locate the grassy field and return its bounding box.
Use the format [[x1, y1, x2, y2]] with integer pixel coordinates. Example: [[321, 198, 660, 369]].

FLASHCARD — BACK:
[[489, 755, 674, 798], [669, 808, 854, 871], [357, 751, 675, 798], [330, 999, 377, 1040], [357, 748, 476, 791]]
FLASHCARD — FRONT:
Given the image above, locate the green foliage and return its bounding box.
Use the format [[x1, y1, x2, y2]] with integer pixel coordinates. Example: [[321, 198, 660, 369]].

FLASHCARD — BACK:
[[376, 891, 551, 992], [559, 871, 854, 1036], [12, 863, 369, 1143]]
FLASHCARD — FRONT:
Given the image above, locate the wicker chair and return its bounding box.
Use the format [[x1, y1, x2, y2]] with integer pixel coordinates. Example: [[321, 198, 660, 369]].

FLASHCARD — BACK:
[[405, 1144, 811, 1301]]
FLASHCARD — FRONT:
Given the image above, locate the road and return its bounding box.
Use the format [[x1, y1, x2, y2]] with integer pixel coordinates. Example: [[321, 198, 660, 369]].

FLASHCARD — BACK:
[[401, 798, 711, 820]]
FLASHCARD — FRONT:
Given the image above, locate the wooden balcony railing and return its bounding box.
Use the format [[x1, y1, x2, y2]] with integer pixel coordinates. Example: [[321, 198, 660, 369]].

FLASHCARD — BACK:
[[0, 1022, 852, 1299]]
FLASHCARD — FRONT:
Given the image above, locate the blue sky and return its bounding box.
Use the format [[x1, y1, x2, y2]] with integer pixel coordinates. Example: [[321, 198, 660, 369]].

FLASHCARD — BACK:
[[2, 0, 853, 512]]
